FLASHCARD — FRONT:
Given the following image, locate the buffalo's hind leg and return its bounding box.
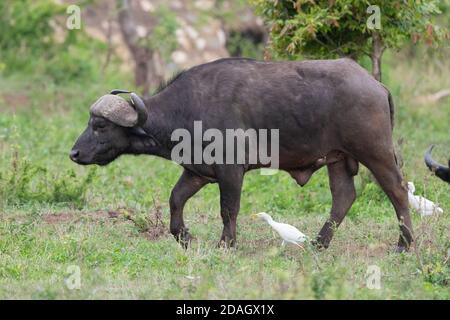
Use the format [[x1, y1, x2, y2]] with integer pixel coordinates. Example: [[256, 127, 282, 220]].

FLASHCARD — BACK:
[[363, 154, 413, 252], [316, 157, 358, 249], [170, 169, 209, 248], [217, 166, 244, 248]]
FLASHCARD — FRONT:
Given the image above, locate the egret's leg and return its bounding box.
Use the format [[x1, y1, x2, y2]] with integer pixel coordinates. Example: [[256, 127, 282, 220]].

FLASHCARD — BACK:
[[294, 242, 305, 250], [170, 169, 209, 248], [281, 240, 286, 246], [216, 166, 244, 248], [316, 158, 357, 249]]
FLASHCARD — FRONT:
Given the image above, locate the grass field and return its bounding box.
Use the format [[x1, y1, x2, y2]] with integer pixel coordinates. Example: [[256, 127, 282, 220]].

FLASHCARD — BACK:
[[0, 50, 449, 299]]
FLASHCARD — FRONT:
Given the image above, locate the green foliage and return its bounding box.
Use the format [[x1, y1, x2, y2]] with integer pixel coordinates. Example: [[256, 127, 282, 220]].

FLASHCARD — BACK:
[[0, 0, 64, 53], [0, 151, 95, 207], [310, 270, 333, 299], [0, 1, 106, 83], [252, 0, 448, 60], [0, 0, 61, 73], [43, 37, 101, 83], [145, 5, 179, 60], [215, 0, 256, 25], [423, 260, 449, 287], [226, 32, 265, 59], [0, 143, 95, 207]]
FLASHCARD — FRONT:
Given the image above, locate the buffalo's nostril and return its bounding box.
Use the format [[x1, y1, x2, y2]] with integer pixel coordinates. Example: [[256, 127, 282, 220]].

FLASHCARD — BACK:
[[70, 149, 80, 161]]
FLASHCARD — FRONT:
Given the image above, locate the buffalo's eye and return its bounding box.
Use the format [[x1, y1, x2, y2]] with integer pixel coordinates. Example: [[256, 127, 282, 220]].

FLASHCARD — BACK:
[[93, 122, 107, 130]]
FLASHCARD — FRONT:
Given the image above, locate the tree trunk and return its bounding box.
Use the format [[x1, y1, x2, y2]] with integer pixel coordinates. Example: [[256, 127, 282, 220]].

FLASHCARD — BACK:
[[371, 31, 384, 82], [101, 14, 114, 73], [116, 0, 162, 95]]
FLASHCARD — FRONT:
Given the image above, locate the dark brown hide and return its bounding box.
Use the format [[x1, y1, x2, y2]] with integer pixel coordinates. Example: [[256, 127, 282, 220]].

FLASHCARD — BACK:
[[71, 58, 413, 251]]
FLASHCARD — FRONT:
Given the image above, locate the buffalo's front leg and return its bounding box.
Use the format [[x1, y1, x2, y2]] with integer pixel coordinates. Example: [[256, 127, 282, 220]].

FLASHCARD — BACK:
[[217, 166, 244, 248], [316, 158, 357, 249], [170, 169, 209, 248]]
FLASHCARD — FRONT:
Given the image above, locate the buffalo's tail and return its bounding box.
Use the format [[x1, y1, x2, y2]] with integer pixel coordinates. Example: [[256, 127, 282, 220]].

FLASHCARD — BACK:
[[380, 83, 399, 166], [387, 90, 395, 131]]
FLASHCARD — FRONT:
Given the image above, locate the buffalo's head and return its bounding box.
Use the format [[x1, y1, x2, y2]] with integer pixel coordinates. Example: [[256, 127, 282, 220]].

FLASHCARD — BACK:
[[70, 90, 148, 166], [424, 145, 450, 184]]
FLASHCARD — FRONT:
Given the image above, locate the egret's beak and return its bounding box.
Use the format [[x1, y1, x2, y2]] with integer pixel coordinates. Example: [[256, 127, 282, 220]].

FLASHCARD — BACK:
[[251, 213, 258, 220]]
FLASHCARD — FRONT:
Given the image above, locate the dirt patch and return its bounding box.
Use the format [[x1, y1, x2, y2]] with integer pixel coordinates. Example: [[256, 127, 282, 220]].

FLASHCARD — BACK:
[[43, 212, 77, 224], [41, 207, 168, 240], [0, 93, 30, 112], [122, 205, 167, 240], [354, 243, 390, 258], [42, 210, 114, 224], [107, 210, 120, 218]]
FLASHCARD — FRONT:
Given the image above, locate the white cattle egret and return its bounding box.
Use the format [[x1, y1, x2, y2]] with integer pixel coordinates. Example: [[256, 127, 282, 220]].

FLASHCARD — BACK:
[[407, 182, 443, 216], [253, 212, 308, 248]]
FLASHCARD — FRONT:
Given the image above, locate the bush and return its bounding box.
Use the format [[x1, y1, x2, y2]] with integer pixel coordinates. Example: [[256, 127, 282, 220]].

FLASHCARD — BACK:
[[0, 1, 63, 53], [0, 150, 95, 208], [0, 1, 103, 84], [44, 43, 97, 83]]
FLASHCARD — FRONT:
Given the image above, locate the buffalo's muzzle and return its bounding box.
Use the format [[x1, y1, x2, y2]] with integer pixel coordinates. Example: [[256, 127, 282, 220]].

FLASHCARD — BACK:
[[70, 149, 80, 162]]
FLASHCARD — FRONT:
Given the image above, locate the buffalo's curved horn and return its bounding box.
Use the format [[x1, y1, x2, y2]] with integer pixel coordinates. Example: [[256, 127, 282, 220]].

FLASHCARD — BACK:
[[130, 92, 148, 126], [424, 145, 450, 183], [425, 145, 445, 171], [110, 89, 131, 95], [90, 94, 138, 127], [108, 90, 148, 127]]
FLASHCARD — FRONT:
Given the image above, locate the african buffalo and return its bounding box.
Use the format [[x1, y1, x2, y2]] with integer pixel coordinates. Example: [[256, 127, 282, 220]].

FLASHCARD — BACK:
[[425, 145, 450, 183], [70, 57, 413, 251]]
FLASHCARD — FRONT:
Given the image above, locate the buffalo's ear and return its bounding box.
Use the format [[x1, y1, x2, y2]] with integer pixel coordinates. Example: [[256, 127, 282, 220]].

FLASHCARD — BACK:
[[130, 127, 150, 137], [129, 127, 159, 147]]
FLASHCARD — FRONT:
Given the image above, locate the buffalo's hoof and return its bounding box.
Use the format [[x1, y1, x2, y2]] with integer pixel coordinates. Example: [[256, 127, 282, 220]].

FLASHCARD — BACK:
[[311, 238, 328, 251], [395, 237, 412, 253], [217, 238, 237, 249], [175, 228, 192, 249], [393, 245, 408, 253]]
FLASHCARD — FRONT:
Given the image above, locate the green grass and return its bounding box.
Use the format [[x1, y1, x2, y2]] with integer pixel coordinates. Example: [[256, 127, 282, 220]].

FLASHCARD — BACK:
[[0, 49, 449, 299]]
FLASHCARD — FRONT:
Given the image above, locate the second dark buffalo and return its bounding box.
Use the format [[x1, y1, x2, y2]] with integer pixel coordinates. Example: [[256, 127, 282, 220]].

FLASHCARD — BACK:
[[425, 145, 450, 183], [70, 57, 413, 251]]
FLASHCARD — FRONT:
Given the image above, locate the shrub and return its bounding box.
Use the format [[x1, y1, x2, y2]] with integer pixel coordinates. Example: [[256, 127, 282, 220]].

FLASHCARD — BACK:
[[0, 150, 95, 207]]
